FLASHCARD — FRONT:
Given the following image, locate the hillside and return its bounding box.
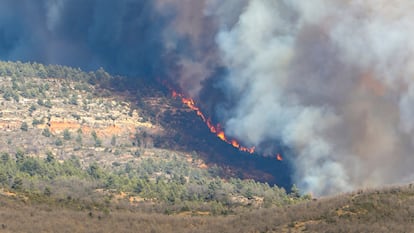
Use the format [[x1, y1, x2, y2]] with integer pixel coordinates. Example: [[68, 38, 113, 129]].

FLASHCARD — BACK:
[[0, 74, 152, 165], [0, 61, 306, 215], [0, 184, 413, 232]]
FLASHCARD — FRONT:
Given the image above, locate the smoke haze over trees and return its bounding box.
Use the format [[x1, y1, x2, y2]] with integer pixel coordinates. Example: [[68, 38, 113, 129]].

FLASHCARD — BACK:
[[2, 0, 414, 196]]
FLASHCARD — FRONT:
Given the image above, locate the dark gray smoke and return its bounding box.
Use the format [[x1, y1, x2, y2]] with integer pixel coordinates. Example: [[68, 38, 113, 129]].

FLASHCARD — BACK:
[[2, 0, 414, 196], [0, 0, 166, 77]]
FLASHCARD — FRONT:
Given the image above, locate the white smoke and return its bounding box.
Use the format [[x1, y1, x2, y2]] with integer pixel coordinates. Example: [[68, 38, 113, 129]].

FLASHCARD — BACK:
[[207, 0, 414, 195], [45, 0, 66, 31]]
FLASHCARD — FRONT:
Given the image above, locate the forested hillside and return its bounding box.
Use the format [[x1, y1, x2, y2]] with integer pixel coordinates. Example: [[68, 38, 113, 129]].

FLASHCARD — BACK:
[[0, 61, 306, 217]]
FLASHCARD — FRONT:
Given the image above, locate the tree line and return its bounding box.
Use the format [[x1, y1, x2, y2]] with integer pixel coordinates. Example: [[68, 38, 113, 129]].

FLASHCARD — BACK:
[[0, 149, 308, 215]]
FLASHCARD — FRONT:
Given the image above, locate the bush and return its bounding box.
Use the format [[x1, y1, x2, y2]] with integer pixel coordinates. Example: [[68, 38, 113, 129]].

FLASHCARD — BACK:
[[55, 139, 63, 146], [111, 135, 116, 146], [63, 129, 71, 140], [45, 151, 55, 163], [42, 128, 52, 137], [32, 118, 43, 126], [20, 122, 28, 131], [11, 177, 23, 190], [43, 99, 52, 108], [1, 153, 10, 164], [29, 104, 37, 114]]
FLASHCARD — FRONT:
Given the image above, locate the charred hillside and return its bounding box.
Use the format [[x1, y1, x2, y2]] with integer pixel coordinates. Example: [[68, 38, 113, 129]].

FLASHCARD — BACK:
[[61, 61, 294, 189], [152, 99, 291, 186]]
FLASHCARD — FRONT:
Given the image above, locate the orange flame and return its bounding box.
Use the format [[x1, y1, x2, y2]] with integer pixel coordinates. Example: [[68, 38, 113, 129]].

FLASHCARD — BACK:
[[231, 140, 240, 148], [172, 91, 257, 154], [217, 131, 226, 141], [276, 154, 283, 161]]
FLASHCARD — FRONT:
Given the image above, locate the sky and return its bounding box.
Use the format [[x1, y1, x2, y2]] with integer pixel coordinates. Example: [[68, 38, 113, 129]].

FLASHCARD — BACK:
[[2, 0, 414, 196]]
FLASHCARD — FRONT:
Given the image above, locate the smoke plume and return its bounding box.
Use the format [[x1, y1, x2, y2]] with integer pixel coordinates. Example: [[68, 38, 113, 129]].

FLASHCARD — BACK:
[[2, 0, 414, 195], [211, 0, 414, 195]]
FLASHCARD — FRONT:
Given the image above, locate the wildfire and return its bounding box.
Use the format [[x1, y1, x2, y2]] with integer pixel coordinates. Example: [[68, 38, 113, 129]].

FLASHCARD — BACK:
[[172, 90, 282, 160], [276, 154, 283, 161], [172, 91, 257, 154]]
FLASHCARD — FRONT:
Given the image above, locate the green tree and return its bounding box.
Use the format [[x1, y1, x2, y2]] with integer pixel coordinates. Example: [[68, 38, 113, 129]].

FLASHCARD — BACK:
[[55, 138, 63, 146], [111, 135, 116, 146], [12, 92, 19, 102], [91, 130, 98, 140], [42, 128, 51, 137], [69, 95, 78, 105], [20, 158, 43, 176], [179, 175, 187, 185], [135, 180, 147, 194], [75, 134, 82, 145], [95, 138, 102, 147], [20, 122, 28, 131], [63, 129, 71, 140], [11, 80, 18, 90], [1, 153, 10, 164], [245, 188, 254, 199], [43, 99, 52, 108], [45, 151, 55, 163], [32, 118, 43, 126], [28, 104, 36, 115], [15, 150, 25, 164], [92, 131, 102, 147], [44, 187, 52, 196], [290, 184, 301, 198], [87, 163, 105, 179], [3, 89, 12, 101], [0, 171, 8, 186], [11, 177, 23, 190]]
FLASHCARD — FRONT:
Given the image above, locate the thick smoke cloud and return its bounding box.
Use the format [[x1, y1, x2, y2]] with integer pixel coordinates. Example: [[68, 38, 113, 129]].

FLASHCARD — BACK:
[[212, 0, 414, 195], [2, 0, 414, 196], [0, 0, 166, 77]]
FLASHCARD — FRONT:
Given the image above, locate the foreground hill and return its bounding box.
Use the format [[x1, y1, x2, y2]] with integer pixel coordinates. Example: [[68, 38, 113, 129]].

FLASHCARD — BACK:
[[0, 184, 413, 232]]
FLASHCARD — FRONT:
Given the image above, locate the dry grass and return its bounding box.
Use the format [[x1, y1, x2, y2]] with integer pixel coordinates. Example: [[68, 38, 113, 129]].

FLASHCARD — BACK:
[[0, 195, 227, 233], [1, 185, 414, 233]]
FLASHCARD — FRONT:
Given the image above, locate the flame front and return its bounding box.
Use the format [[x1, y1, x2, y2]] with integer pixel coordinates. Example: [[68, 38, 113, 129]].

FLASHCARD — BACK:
[[172, 91, 257, 154], [277, 154, 283, 161]]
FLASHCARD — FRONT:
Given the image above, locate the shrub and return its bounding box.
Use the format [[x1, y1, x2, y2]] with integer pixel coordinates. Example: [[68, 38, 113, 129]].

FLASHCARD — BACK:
[[20, 122, 28, 131], [55, 138, 63, 146], [42, 128, 51, 137], [63, 129, 71, 140]]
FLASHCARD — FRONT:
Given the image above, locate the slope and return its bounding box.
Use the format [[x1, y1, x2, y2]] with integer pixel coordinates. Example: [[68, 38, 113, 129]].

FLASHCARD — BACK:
[[0, 60, 303, 215], [0, 184, 413, 232]]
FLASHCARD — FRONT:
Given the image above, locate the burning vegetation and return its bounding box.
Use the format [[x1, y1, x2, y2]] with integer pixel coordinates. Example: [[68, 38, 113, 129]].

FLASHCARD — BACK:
[[172, 90, 282, 160]]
